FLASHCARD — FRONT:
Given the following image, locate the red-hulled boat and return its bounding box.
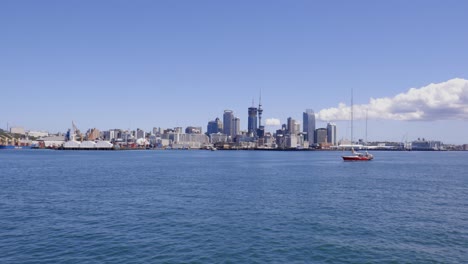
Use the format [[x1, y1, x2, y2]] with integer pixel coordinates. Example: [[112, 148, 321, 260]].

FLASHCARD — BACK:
[[341, 89, 374, 161], [342, 148, 373, 161]]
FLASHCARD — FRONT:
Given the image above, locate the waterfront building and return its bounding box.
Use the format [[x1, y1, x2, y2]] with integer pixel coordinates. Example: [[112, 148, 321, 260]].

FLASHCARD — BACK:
[[103, 130, 117, 141], [10, 127, 25, 135], [275, 135, 286, 148], [136, 128, 145, 139], [147, 136, 169, 148], [298, 132, 308, 148], [162, 131, 209, 149], [152, 127, 161, 136], [37, 135, 66, 148], [287, 134, 298, 148], [248, 106, 258, 137], [303, 109, 316, 143], [87, 128, 100, 140], [274, 126, 287, 148], [223, 110, 234, 137], [120, 131, 134, 144], [186, 126, 202, 134], [148, 134, 158, 147], [109, 129, 123, 141], [315, 128, 328, 145], [411, 139, 444, 150], [210, 133, 228, 144], [27, 130, 49, 138], [258, 132, 275, 148], [327, 122, 337, 145]]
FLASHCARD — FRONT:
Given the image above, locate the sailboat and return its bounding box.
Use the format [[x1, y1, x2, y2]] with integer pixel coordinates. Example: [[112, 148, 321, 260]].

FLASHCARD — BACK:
[[342, 148, 373, 161], [342, 90, 373, 161]]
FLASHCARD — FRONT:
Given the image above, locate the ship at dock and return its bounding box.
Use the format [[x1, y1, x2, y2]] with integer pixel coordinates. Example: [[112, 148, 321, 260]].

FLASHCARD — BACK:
[[0, 145, 33, 150], [0, 132, 34, 149]]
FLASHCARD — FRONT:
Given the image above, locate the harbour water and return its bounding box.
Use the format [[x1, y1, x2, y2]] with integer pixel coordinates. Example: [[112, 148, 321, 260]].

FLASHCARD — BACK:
[[1, 150, 467, 263]]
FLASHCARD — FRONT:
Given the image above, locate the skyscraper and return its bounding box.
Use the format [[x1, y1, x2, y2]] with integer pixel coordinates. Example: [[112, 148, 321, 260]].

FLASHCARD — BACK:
[[223, 110, 234, 137], [233, 117, 240, 137], [207, 118, 221, 135], [136, 128, 145, 139], [248, 106, 258, 137], [315, 128, 328, 145], [216, 117, 223, 133], [287, 117, 296, 135], [327, 122, 337, 145], [303, 109, 316, 143]]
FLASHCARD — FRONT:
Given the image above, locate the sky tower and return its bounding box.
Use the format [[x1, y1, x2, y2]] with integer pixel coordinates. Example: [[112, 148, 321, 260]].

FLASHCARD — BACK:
[[258, 90, 263, 127]]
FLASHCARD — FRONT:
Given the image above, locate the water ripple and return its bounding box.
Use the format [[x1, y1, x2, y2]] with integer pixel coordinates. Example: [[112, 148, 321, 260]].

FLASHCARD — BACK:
[[1, 150, 467, 263]]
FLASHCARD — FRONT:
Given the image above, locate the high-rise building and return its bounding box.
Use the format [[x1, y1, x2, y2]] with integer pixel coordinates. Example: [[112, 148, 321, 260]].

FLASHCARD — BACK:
[[294, 122, 300, 135], [303, 109, 316, 143], [207, 119, 219, 135], [248, 106, 258, 137], [233, 117, 240, 137], [315, 128, 328, 144], [327, 122, 337, 145], [223, 110, 234, 137], [103, 129, 118, 141], [216, 118, 223, 133], [287, 117, 297, 135], [87, 128, 100, 140], [136, 128, 145, 139], [152, 127, 161, 135]]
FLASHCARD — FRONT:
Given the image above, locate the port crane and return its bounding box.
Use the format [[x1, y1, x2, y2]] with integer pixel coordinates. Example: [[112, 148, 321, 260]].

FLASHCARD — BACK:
[[72, 121, 84, 142]]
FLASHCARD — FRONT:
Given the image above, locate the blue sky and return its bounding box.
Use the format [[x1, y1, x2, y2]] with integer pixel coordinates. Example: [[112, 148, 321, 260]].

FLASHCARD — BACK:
[[1, 1, 468, 143]]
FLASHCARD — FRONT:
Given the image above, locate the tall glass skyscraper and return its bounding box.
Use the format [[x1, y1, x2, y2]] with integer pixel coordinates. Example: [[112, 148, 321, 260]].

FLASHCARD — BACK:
[[248, 107, 258, 137], [207, 118, 221, 135], [223, 110, 234, 137], [232, 117, 240, 137], [303, 109, 316, 143], [287, 117, 297, 135], [327, 122, 337, 145]]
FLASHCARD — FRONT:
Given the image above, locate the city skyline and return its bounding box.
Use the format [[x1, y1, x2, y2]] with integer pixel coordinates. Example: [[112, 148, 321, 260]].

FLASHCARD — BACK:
[[1, 1, 468, 144]]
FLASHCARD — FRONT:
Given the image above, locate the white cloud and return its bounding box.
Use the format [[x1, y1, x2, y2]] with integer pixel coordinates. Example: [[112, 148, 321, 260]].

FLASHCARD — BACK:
[[265, 118, 281, 126], [317, 78, 468, 121]]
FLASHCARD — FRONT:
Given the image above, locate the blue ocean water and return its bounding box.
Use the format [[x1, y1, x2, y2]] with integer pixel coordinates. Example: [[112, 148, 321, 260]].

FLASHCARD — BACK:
[[1, 150, 467, 263]]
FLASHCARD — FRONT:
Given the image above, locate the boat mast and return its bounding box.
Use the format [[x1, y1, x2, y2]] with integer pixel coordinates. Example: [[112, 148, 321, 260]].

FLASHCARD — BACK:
[[351, 88, 353, 147], [365, 108, 368, 147]]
